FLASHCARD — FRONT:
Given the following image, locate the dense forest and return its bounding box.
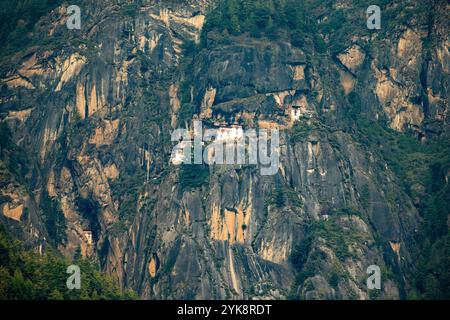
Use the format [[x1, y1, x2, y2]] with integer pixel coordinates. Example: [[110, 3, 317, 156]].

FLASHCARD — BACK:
[[0, 225, 137, 299], [0, 0, 64, 60], [200, 0, 326, 52]]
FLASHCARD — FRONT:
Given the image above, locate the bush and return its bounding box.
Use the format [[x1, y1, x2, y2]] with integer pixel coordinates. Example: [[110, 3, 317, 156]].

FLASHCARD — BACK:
[[274, 186, 285, 207], [290, 235, 313, 271], [329, 271, 340, 288]]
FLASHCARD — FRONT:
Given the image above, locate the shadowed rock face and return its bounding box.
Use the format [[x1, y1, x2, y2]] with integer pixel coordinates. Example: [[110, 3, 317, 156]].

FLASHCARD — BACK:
[[0, 0, 448, 299]]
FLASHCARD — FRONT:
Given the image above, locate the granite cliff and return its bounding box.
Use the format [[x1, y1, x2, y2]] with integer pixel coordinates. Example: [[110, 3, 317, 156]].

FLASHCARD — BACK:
[[0, 0, 449, 299]]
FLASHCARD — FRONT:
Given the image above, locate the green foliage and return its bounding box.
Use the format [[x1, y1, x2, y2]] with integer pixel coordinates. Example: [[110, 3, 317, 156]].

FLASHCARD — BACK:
[[177, 103, 195, 127], [0, 122, 12, 154], [290, 234, 313, 271], [421, 163, 450, 242], [274, 186, 285, 208], [40, 190, 66, 245], [314, 34, 327, 54], [297, 216, 365, 265], [333, 206, 362, 218], [414, 233, 450, 299], [284, 188, 303, 208], [411, 158, 450, 299], [355, 117, 450, 299], [290, 120, 318, 143], [0, 225, 137, 300], [290, 29, 305, 48], [359, 184, 370, 210], [75, 195, 101, 242], [110, 168, 145, 225], [0, 0, 63, 60], [347, 92, 362, 119], [289, 215, 366, 298], [201, 0, 325, 52], [313, 219, 356, 261], [179, 164, 210, 191], [289, 230, 315, 299], [0, 122, 29, 183], [176, 46, 197, 126], [356, 118, 427, 190], [329, 270, 340, 288], [181, 39, 197, 56], [121, 3, 139, 18], [141, 88, 164, 125]]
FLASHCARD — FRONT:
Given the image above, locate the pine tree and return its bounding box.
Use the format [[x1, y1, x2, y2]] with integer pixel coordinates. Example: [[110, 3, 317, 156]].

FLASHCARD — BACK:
[[275, 187, 285, 207]]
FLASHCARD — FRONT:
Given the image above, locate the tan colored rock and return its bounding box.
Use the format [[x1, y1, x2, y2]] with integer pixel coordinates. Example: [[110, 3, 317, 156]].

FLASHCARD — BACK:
[[169, 84, 181, 126], [47, 170, 57, 197], [292, 65, 305, 80], [2, 203, 24, 221], [171, 14, 205, 30], [74, 155, 117, 226], [138, 32, 161, 53], [389, 241, 401, 260], [48, 8, 65, 36], [3, 76, 35, 89], [104, 163, 119, 180], [55, 53, 86, 92], [76, 80, 86, 119], [339, 69, 355, 95], [200, 87, 216, 118], [397, 29, 421, 60], [210, 204, 251, 244], [437, 40, 450, 73], [88, 84, 98, 117], [337, 45, 365, 73], [389, 105, 424, 132], [372, 63, 424, 131], [40, 124, 59, 163], [17, 53, 47, 78], [59, 167, 74, 195], [148, 256, 158, 278], [257, 120, 283, 130], [150, 10, 205, 43], [59, 196, 92, 258], [6, 108, 33, 122], [84, 231, 93, 245], [292, 95, 308, 110], [159, 8, 170, 27], [118, 59, 135, 85], [259, 237, 290, 264], [269, 90, 294, 106], [149, 32, 162, 51], [228, 247, 240, 295]]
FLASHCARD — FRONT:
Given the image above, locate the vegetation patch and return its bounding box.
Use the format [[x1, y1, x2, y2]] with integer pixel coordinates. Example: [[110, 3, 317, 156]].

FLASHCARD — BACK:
[[0, 225, 137, 299]]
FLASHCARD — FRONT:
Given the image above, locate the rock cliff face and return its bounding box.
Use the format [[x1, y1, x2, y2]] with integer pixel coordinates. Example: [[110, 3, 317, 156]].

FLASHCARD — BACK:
[[0, 0, 448, 299]]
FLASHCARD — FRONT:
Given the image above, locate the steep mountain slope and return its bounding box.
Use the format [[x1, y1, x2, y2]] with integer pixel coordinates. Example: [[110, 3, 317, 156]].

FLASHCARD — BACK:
[[0, 0, 448, 299]]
